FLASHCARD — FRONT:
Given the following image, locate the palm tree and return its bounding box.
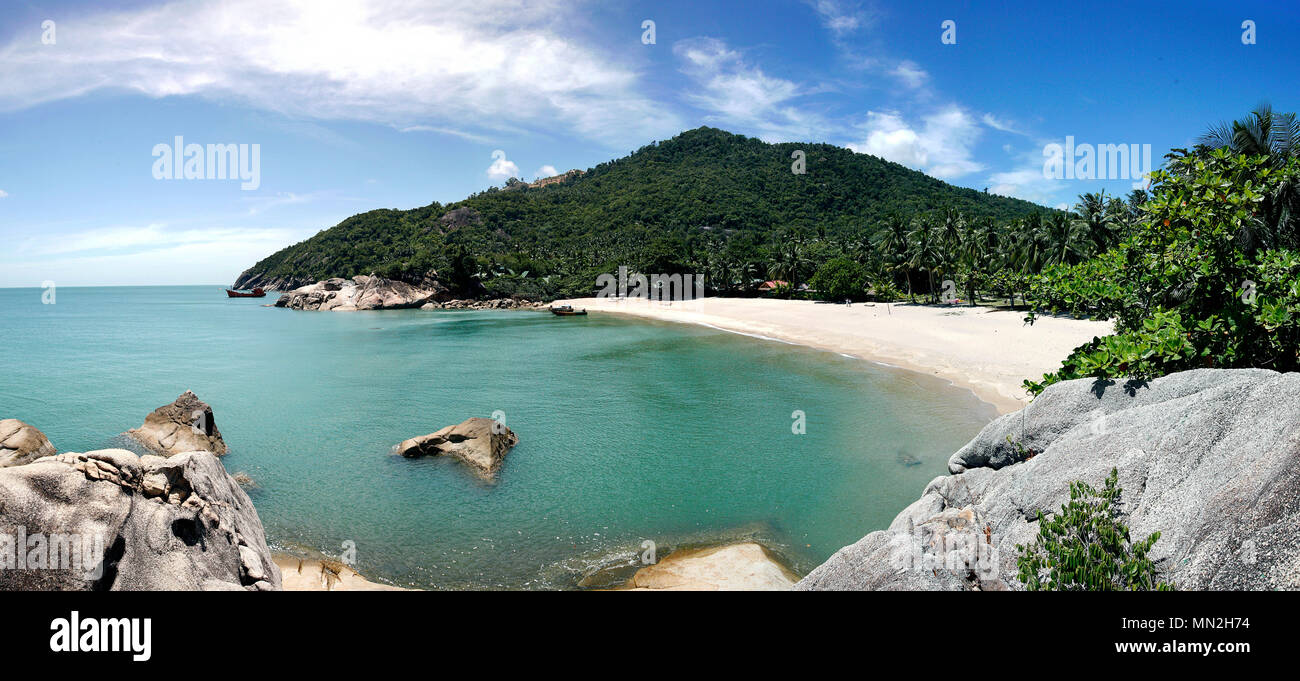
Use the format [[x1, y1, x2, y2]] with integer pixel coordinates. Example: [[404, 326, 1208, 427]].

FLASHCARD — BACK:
[[1044, 212, 1089, 267], [907, 217, 941, 303], [1199, 104, 1300, 249], [874, 214, 912, 300], [1073, 191, 1116, 255], [768, 238, 812, 293]]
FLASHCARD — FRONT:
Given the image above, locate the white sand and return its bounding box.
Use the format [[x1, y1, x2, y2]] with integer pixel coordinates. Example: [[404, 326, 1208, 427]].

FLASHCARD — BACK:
[[554, 297, 1112, 414]]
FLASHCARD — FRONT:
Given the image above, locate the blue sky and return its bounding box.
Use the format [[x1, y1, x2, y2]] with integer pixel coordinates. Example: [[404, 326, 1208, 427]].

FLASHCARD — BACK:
[[0, 0, 1296, 286]]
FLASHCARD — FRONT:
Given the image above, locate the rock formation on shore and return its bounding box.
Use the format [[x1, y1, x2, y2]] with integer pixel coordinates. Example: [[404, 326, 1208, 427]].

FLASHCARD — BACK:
[[798, 368, 1300, 591], [397, 417, 519, 480], [275, 275, 449, 311], [0, 448, 280, 590], [126, 390, 227, 456], [620, 542, 797, 590], [420, 298, 543, 310], [0, 419, 55, 468]]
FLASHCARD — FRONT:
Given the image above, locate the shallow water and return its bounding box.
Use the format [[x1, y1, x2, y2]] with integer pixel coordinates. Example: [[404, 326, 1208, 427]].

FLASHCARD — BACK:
[[0, 286, 995, 588]]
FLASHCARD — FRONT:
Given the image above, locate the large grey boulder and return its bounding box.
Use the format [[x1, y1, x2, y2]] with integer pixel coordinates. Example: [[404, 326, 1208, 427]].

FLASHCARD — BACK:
[[275, 275, 448, 311], [0, 419, 55, 467], [798, 369, 1300, 591], [0, 448, 280, 590], [126, 390, 228, 456], [397, 417, 519, 480]]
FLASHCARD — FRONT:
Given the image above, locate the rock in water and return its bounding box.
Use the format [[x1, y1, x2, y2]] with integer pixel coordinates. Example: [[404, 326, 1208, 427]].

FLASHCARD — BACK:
[[0, 419, 56, 467], [621, 542, 797, 591], [275, 275, 448, 311], [798, 369, 1300, 591], [0, 448, 280, 590], [397, 417, 519, 480], [126, 390, 228, 456]]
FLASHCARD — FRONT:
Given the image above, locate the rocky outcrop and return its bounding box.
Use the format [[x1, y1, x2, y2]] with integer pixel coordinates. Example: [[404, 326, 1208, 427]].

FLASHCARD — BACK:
[[231, 271, 313, 292], [0, 419, 55, 467], [126, 390, 227, 456], [798, 369, 1300, 591], [275, 275, 449, 311], [620, 542, 797, 591], [397, 417, 519, 480], [0, 448, 280, 590], [420, 298, 543, 311]]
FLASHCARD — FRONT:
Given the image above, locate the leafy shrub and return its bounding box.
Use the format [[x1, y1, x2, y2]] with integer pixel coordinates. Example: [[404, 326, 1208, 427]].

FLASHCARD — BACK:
[[809, 257, 871, 301], [1026, 150, 1300, 394], [1016, 468, 1173, 591]]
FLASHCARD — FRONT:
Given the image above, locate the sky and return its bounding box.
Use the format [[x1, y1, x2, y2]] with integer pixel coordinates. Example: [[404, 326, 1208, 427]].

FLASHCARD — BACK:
[[0, 0, 1296, 287]]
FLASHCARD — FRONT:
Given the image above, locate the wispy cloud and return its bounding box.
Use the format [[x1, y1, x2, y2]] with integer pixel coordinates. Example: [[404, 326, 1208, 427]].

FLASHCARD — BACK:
[[673, 37, 829, 142], [0, 223, 313, 287], [0, 0, 682, 147], [805, 0, 874, 37]]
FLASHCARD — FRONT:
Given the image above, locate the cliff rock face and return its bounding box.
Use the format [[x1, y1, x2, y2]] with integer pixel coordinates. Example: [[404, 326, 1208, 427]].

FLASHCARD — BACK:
[[275, 275, 449, 311], [0, 419, 55, 468], [397, 417, 519, 480], [127, 390, 228, 456], [798, 369, 1300, 591], [0, 448, 280, 590]]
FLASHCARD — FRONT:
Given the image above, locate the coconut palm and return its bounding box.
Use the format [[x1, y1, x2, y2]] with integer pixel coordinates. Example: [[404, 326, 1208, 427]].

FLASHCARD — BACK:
[[1199, 104, 1300, 249]]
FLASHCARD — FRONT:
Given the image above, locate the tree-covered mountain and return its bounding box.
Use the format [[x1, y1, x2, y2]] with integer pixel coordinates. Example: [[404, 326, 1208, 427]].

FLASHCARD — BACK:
[[234, 126, 1051, 297]]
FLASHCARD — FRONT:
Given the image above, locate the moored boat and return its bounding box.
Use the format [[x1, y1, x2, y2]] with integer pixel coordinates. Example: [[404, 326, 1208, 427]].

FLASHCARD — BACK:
[[226, 287, 266, 298], [550, 305, 587, 316]]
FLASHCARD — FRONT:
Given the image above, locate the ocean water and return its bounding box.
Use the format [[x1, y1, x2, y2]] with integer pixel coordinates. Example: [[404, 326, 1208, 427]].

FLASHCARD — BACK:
[[0, 286, 995, 589]]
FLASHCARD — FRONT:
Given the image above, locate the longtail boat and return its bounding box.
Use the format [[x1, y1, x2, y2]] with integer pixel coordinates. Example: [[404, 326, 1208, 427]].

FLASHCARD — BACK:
[[550, 305, 587, 316], [226, 287, 266, 298]]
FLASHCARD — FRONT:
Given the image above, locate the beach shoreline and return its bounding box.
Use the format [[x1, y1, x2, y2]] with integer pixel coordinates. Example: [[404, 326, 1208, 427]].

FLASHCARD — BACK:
[[554, 297, 1113, 414]]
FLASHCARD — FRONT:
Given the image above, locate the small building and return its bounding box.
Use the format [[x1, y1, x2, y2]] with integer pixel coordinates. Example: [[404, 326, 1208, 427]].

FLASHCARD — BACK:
[[757, 280, 788, 292]]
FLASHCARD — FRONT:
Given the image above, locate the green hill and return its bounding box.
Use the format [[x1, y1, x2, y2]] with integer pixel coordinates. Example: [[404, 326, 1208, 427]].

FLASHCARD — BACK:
[[234, 126, 1050, 298]]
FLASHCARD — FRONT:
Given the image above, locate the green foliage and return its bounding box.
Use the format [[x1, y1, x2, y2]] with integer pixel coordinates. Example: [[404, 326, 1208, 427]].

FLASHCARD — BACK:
[[1016, 468, 1174, 591], [809, 257, 870, 301], [1026, 148, 1300, 394], [237, 127, 1048, 297]]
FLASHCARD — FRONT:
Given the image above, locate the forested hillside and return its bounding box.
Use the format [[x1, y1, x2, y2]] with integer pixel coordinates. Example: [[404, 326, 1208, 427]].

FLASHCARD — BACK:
[[234, 127, 1048, 298]]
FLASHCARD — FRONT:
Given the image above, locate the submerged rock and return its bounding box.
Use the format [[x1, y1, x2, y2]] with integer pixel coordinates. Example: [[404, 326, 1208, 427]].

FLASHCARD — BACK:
[[126, 390, 227, 457], [798, 369, 1300, 591], [620, 542, 797, 591], [397, 417, 519, 480], [0, 448, 280, 590], [0, 419, 56, 467], [275, 275, 449, 311]]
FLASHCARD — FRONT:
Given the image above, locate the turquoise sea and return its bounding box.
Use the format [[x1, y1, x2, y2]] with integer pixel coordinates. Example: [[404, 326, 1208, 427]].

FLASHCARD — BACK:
[[0, 286, 995, 588]]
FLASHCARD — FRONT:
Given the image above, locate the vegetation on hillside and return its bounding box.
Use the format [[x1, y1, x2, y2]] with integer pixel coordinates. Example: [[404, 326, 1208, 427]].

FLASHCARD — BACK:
[[236, 127, 1051, 297]]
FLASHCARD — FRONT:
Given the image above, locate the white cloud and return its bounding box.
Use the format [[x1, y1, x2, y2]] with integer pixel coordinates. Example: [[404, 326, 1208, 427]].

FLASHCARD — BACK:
[[986, 167, 1063, 205], [847, 107, 984, 179], [487, 150, 520, 180], [673, 37, 828, 142], [0, 190, 7, 198], [806, 0, 872, 36], [0, 0, 681, 147], [982, 114, 1025, 135], [892, 60, 929, 89], [534, 165, 559, 179]]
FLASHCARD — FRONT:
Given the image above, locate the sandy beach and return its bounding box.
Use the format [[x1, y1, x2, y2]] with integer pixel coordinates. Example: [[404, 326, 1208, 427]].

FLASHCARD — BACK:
[[554, 297, 1113, 414]]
